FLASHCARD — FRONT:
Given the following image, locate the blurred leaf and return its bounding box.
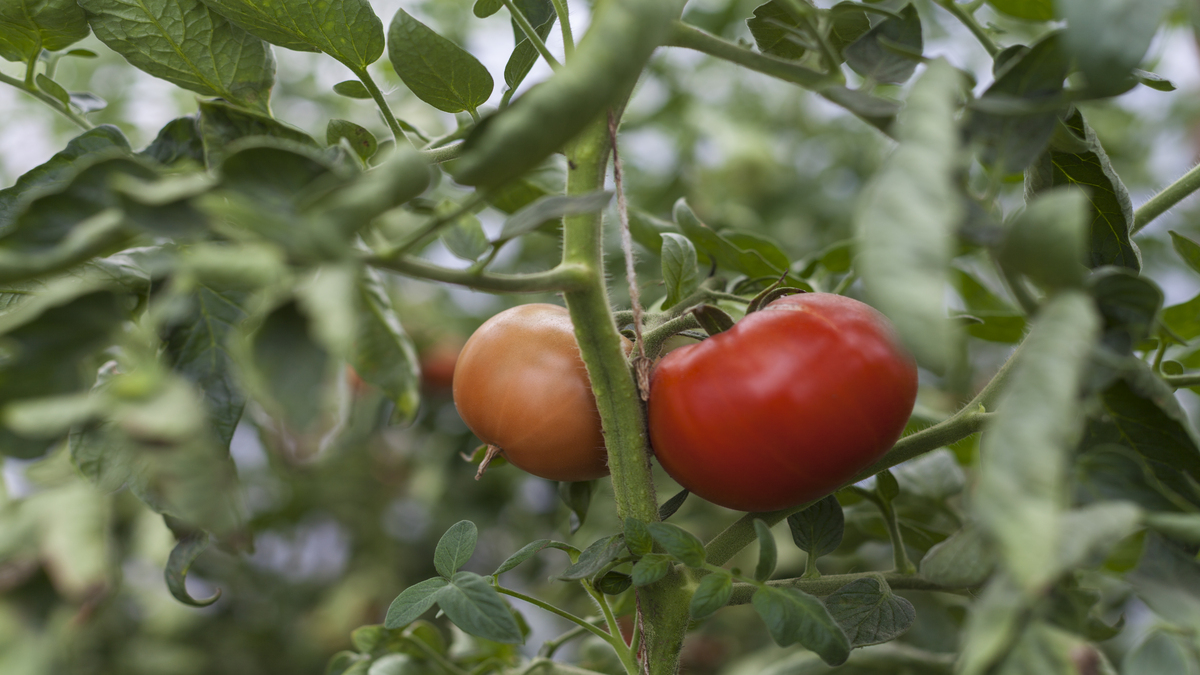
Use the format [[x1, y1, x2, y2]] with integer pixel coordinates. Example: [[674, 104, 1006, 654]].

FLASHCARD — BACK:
[[986, 0, 1052, 21], [198, 0, 384, 69], [164, 526, 221, 607], [1059, 0, 1174, 96], [388, 9, 493, 114], [559, 534, 623, 580], [439, 571, 523, 644], [752, 585, 850, 665], [499, 191, 612, 242], [385, 577, 449, 629], [1124, 630, 1200, 675], [1056, 502, 1142, 573], [993, 622, 1097, 675], [35, 74, 68, 105], [198, 100, 318, 166], [367, 654, 429, 675], [140, 116, 205, 168], [974, 291, 1099, 592], [1129, 534, 1200, 635], [1135, 69, 1176, 92], [857, 59, 963, 374], [787, 495, 844, 559], [624, 517, 653, 557], [1087, 268, 1162, 354], [494, 539, 575, 575], [1145, 512, 1200, 544], [998, 188, 1088, 290], [919, 522, 994, 587], [0, 0, 89, 61], [843, 4, 922, 84], [647, 523, 706, 568], [689, 570, 733, 620], [1171, 230, 1200, 276], [353, 268, 422, 426], [68, 91, 107, 113], [893, 449, 965, 501], [473, 0, 502, 18], [660, 233, 700, 310], [487, 155, 566, 215], [326, 651, 367, 675], [328, 119, 378, 161], [823, 577, 914, 647], [434, 521, 478, 578], [658, 488, 689, 520], [333, 80, 372, 98], [753, 519, 777, 582], [80, 0, 274, 112], [1026, 109, 1139, 271], [958, 574, 1026, 675], [747, 1, 806, 61], [631, 553, 671, 587], [966, 33, 1068, 174], [0, 125, 130, 236], [440, 213, 489, 262], [245, 300, 333, 432], [1075, 445, 1197, 513], [559, 479, 595, 534]]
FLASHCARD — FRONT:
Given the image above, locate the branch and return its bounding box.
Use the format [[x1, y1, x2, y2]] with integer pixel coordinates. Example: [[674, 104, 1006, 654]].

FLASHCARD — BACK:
[[366, 255, 588, 293], [932, 0, 1000, 56], [666, 21, 830, 90], [728, 571, 968, 604], [1164, 372, 1200, 389], [1133, 162, 1200, 234], [421, 141, 465, 164], [0, 70, 94, 131], [351, 67, 412, 147], [504, 0, 560, 70]]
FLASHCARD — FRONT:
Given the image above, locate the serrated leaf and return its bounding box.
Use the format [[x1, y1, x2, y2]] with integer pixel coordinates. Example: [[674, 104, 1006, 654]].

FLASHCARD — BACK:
[[164, 526, 221, 606], [354, 268, 422, 426], [827, 4, 871, 58], [79, 0, 274, 113], [624, 517, 653, 557], [1059, 0, 1174, 97], [333, 80, 372, 98], [388, 9, 493, 114], [198, 100, 318, 166], [559, 534, 623, 580], [824, 577, 915, 647], [747, 1, 806, 61], [753, 519, 777, 582], [856, 59, 963, 374], [752, 585, 850, 666], [327, 119, 377, 161], [660, 233, 700, 310], [198, 0, 383, 70], [986, 0, 1052, 21], [787, 495, 844, 559], [1026, 109, 1139, 271], [499, 191, 612, 242], [384, 577, 449, 629], [974, 291, 1099, 592], [0, 0, 89, 62], [843, 4, 922, 84], [439, 571, 523, 644], [646, 523, 705, 568], [689, 571, 733, 620], [434, 521, 478, 578], [1075, 445, 1195, 513], [631, 554, 671, 587], [919, 523, 994, 587]]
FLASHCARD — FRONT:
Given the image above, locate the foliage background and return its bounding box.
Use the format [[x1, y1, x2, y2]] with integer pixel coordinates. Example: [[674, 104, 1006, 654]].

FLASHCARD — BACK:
[[2, 0, 1200, 673]]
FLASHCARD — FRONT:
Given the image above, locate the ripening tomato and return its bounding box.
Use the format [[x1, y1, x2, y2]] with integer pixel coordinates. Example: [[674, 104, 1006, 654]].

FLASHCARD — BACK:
[[453, 304, 628, 482], [648, 293, 917, 512]]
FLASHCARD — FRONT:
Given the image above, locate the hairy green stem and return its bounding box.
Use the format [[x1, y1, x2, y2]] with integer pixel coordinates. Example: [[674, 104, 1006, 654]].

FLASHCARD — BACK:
[[583, 582, 638, 675], [402, 636, 470, 675], [366, 255, 587, 293], [550, 0, 575, 57], [352, 67, 410, 147], [421, 142, 465, 164], [0, 70, 94, 130], [933, 0, 1000, 56], [505, 0, 561, 70], [667, 22, 830, 89], [496, 586, 622, 649], [641, 313, 700, 360], [1133, 162, 1200, 233], [728, 571, 967, 604]]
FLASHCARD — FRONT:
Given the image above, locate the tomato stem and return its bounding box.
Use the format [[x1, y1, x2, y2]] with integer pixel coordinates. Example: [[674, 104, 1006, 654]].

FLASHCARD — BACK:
[[474, 445, 503, 480]]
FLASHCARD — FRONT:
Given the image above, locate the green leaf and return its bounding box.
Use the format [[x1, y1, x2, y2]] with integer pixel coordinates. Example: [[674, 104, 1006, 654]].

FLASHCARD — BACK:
[[140, 116, 205, 168], [673, 199, 788, 280], [843, 4, 922, 84], [827, 4, 871, 58], [164, 526, 221, 607], [1124, 630, 1200, 675], [1056, 502, 1142, 573], [919, 522, 994, 587], [751, 585, 850, 666], [198, 100, 318, 166], [1075, 445, 1196, 513], [503, 13, 555, 93], [333, 80, 372, 99], [753, 519, 777, 582], [1135, 69, 1176, 92], [499, 191, 612, 242], [823, 577, 915, 647], [1026, 109, 1139, 271], [892, 449, 965, 501], [1059, 0, 1174, 96], [630, 553, 671, 587], [1145, 512, 1200, 544], [646, 523, 706, 568], [957, 574, 1027, 675], [1171, 230, 1200, 276], [966, 33, 1069, 174], [0, 0, 89, 62], [0, 125, 130, 235], [660, 233, 700, 310], [623, 517, 653, 557], [354, 268, 422, 427], [493, 539, 575, 575], [69, 92, 107, 113], [986, 0, 1052, 21], [691, 304, 735, 337], [245, 300, 333, 432], [388, 9, 493, 114], [856, 59, 964, 374], [974, 291, 1099, 592], [327, 119, 378, 161], [747, 1, 806, 61], [558, 479, 594, 535], [875, 469, 900, 502], [998, 187, 1088, 290], [440, 213, 489, 263], [474, 0, 503, 18], [35, 73, 68, 105], [439, 571, 523, 644], [1087, 268, 1162, 354], [79, 0, 274, 113], [595, 571, 632, 596], [434, 521, 478, 578], [162, 284, 248, 449], [1129, 534, 1200, 636], [787, 495, 844, 559], [559, 534, 623, 580], [384, 577, 449, 629], [689, 570, 733, 620], [198, 0, 384, 70], [993, 622, 1096, 675], [658, 488, 689, 520], [1162, 292, 1200, 341]]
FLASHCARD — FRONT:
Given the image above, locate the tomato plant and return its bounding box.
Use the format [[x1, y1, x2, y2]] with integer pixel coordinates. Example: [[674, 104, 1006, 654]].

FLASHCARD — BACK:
[[453, 303, 619, 482], [649, 293, 918, 512]]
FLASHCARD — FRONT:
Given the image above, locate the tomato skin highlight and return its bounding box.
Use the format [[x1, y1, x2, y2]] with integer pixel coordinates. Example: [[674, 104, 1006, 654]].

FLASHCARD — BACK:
[[648, 293, 918, 512], [453, 303, 623, 482]]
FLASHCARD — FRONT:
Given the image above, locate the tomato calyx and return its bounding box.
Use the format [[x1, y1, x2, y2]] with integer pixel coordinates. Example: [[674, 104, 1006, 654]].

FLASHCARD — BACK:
[[746, 285, 808, 314], [461, 443, 508, 480], [690, 304, 735, 336]]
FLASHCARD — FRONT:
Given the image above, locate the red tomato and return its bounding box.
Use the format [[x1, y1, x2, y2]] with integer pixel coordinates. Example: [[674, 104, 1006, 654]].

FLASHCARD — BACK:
[[648, 293, 917, 512], [453, 304, 628, 482]]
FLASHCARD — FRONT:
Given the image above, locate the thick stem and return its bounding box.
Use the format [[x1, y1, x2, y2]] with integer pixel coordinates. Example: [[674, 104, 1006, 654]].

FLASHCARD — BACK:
[[1133, 162, 1200, 233], [366, 255, 587, 293], [880, 501, 915, 573]]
